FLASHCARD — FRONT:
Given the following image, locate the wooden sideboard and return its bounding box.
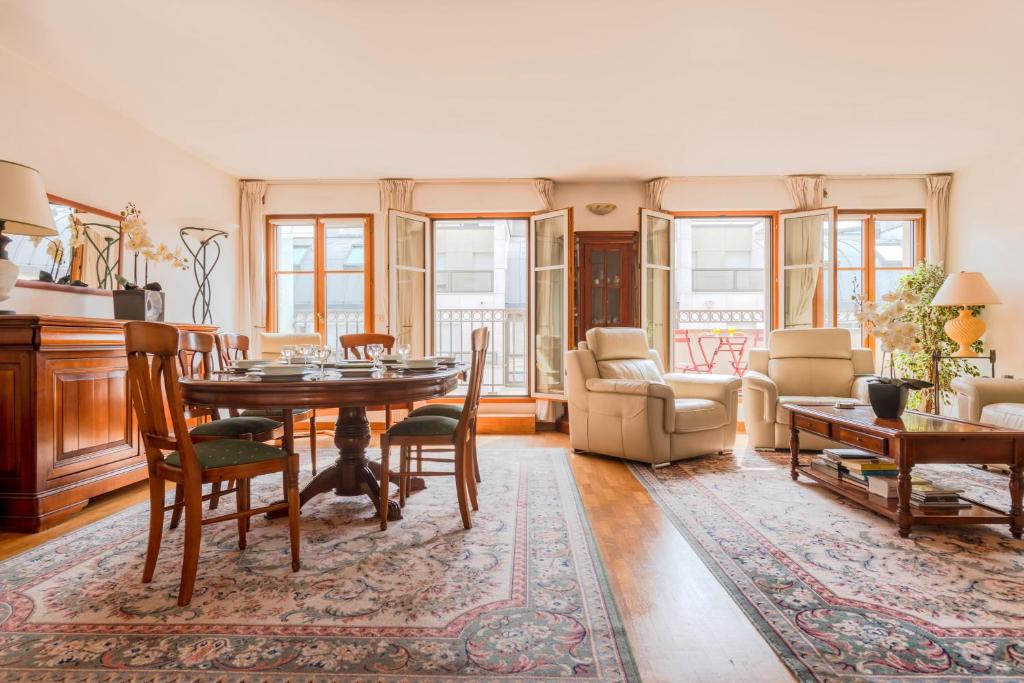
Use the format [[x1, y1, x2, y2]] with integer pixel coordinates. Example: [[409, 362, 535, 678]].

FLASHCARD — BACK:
[[0, 315, 215, 532]]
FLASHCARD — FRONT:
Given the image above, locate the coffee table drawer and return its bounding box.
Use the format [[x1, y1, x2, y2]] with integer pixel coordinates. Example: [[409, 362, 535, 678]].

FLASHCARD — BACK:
[[794, 414, 831, 437], [836, 427, 887, 455]]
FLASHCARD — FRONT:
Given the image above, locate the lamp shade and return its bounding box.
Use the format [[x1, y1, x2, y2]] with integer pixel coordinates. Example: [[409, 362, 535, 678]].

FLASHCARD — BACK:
[[0, 160, 57, 237], [931, 271, 1001, 306]]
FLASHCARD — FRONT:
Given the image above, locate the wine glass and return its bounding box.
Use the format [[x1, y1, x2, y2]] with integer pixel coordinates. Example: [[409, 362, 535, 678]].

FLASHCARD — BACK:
[[315, 345, 333, 378], [280, 346, 295, 365], [367, 343, 385, 371], [297, 344, 313, 365], [397, 343, 411, 362]]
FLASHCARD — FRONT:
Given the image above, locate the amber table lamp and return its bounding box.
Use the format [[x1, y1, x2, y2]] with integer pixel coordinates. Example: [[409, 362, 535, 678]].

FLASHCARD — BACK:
[[931, 271, 1001, 357]]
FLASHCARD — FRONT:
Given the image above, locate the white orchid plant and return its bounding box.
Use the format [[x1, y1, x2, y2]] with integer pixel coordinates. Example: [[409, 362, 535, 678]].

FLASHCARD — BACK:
[[116, 203, 189, 290], [853, 286, 922, 377]]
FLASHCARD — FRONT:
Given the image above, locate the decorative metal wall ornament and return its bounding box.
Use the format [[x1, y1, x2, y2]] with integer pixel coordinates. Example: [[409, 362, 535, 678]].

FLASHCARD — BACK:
[[79, 222, 122, 289], [179, 227, 228, 325]]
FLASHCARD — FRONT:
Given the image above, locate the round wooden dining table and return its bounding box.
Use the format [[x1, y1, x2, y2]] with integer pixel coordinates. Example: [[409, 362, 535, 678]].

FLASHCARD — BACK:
[[179, 365, 464, 521]]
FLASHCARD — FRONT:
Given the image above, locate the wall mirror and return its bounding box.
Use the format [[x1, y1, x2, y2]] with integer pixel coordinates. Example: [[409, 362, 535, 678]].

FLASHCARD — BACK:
[[10, 194, 122, 293]]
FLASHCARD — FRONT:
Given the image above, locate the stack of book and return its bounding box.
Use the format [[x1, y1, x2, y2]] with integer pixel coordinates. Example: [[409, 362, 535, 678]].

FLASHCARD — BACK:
[[911, 484, 969, 511], [809, 448, 897, 490], [866, 475, 933, 499]]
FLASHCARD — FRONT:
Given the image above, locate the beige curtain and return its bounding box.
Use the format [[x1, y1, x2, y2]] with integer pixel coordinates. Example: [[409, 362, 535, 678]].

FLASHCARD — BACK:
[[925, 174, 952, 268], [394, 215, 427, 355], [534, 213, 565, 393], [235, 180, 267, 339], [379, 178, 414, 212], [784, 175, 826, 210], [532, 178, 555, 211], [643, 177, 670, 210], [783, 214, 825, 328]]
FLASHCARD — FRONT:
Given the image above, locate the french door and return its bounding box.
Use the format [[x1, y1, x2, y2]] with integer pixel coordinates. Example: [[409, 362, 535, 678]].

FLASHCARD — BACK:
[[529, 208, 573, 399], [639, 209, 675, 366], [388, 208, 573, 398], [388, 209, 432, 356], [777, 207, 836, 329]]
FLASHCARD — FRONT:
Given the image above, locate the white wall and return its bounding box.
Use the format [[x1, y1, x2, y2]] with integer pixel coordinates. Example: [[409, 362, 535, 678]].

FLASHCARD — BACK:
[[0, 46, 239, 326], [949, 144, 1024, 377]]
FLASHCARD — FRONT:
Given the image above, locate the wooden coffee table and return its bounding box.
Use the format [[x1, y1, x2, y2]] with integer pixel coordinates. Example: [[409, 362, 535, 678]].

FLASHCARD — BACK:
[[787, 403, 1024, 538]]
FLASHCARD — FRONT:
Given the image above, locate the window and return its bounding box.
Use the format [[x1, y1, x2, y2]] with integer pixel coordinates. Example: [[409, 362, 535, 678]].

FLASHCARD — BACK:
[[825, 211, 924, 344], [267, 215, 373, 342], [433, 218, 527, 396], [662, 213, 771, 375]]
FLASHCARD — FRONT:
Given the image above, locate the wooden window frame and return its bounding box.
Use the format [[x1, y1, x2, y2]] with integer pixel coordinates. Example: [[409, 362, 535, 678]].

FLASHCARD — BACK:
[[264, 213, 374, 338], [831, 209, 926, 345]]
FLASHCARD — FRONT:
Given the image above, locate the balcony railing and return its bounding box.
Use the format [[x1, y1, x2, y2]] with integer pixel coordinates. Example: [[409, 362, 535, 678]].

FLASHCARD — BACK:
[[288, 307, 527, 395], [435, 307, 526, 395]]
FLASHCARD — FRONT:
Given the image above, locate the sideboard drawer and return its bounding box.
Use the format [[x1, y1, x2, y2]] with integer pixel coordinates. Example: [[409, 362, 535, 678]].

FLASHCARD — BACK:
[[836, 427, 887, 455], [794, 414, 831, 438]]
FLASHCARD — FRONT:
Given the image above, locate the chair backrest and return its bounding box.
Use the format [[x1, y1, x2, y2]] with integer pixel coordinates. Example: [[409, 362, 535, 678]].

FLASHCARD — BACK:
[[339, 333, 395, 359], [457, 327, 490, 442], [584, 327, 663, 381], [258, 332, 323, 360], [765, 328, 855, 396], [177, 331, 216, 380], [216, 332, 249, 369], [125, 322, 201, 479]]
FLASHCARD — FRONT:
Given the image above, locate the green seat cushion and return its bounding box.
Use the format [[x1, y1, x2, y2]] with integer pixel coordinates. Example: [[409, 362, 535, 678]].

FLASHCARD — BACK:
[[165, 439, 286, 470], [386, 415, 459, 437], [240, 408, 313, 419], [409, 403, 462, 419], [189, 416, 281, 437]]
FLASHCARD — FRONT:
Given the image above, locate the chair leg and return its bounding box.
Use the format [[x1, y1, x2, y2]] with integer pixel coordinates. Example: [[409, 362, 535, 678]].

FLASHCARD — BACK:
[[245, 478, 252, 532], [379, 436, 391, 530], [309, 413, 318, 476], [236, 477, 249, 551], [285, 456, 301, 572], [471, 424, 481, 483], [464, 439, 479, 512], [398, 445, 408, 508], [209, 481, 223, 510], [142, 476, 165, 583], [178, 483, 203, 607], [168, 483, 184, 530], [454, 442, 472, 529]]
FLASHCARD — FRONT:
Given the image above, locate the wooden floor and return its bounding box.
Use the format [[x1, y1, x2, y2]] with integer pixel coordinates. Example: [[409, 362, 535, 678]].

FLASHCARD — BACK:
[[0, 432, 793, 683]]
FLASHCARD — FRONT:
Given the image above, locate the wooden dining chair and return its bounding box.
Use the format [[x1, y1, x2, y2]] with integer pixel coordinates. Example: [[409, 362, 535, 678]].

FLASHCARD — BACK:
[[215, 331, 319, 474], [377, 327, 489, 531], [125, 321, 301, 607], [173, 331, 284, 522], [339, 332, 413, 428]]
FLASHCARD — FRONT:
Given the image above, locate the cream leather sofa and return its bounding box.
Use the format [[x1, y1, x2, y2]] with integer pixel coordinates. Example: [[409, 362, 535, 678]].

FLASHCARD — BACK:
[[952, 377, 1024, 429], [566, 327, 741, 466], [742, 328, 874, 450]]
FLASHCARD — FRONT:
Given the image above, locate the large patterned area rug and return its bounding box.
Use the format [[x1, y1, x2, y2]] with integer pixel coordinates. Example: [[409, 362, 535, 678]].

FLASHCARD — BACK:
[[630, 451, 1024, 682], [0, 449, 638, 682]]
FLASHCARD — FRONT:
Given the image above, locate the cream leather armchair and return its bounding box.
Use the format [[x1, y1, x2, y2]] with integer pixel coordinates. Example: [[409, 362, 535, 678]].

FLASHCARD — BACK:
[[742, 328, 874, 450], [257, 332, 323, 360], [952, 377, 1024, 429], [566, 327, 741, 466]]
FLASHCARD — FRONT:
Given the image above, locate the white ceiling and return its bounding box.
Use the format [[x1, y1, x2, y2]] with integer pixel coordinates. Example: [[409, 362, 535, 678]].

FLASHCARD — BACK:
[[1, 0, 1022, 180]]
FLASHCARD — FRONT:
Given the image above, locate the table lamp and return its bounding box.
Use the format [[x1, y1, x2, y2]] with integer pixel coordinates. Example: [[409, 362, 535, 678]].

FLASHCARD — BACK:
[[931, 271, 1001, 357], [0, 161, 58, 314]]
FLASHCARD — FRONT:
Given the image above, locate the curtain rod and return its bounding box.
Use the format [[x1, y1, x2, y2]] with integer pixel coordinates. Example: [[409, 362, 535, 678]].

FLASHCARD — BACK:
[[263, 173, 941, 186]]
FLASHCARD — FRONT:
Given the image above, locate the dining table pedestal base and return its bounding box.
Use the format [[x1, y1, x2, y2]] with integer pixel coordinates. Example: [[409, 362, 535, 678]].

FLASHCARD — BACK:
[[268, 406, 402, 521]]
